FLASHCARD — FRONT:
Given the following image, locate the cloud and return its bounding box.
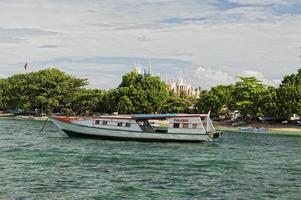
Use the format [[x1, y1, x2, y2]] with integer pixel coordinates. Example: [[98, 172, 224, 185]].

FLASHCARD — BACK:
[[0, 37, 27, 44], [227, 0, 301, 6], [0, 27, 57, 37], [39, 45, 60, 49], [0, 27, 58, 44], [0, 0, 301, 90], [226, 0, 275, 6], [239, 70, 280, 86], [192, 66, 235, 88], [136, 36, 152, 42], [0, 56, 193, 90], [161, 17, 209, 24]]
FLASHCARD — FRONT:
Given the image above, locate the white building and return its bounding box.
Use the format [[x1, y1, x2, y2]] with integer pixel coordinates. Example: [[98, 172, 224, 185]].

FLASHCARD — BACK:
[[133, 63, 152, 77], [166, 76, 200, 97], [132, 63, 199, 97]]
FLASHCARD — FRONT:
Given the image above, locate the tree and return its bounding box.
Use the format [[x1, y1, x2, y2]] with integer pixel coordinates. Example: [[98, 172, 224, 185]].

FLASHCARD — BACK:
[[3, 68, 88, 113], [276, 69, 301, 119], [106, 72, 169, 114], [232, 77, 269, 119], [0, 79, 8, 110], [196, 85, 234, 118], [3, 74, 29, 110], [71, 89, 106, 115], [162, 95, 192, 113], [261, 86, 278, 117]]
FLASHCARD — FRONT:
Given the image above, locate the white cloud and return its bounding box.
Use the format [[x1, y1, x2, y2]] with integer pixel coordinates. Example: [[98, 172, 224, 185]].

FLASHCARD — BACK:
[[0, 0, 301, 89], [239, 70, 280, 86], [228, 0, 301, 6], [192, 66, 235, 88]]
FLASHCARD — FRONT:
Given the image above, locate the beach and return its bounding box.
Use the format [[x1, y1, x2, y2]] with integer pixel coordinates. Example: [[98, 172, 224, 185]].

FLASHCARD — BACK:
[[214, 121, 301, 135]]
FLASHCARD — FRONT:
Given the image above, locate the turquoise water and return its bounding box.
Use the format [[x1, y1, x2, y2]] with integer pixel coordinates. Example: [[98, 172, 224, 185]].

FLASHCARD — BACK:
[[0, 118, 301, 200]]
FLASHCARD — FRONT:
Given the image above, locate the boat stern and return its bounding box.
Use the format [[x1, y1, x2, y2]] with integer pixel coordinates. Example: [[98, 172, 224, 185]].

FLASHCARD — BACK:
[[208, 131, 223, 140]]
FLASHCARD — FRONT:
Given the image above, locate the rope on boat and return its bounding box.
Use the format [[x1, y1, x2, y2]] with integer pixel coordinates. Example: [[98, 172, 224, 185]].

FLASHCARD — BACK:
[[39, 117, 49, 135]]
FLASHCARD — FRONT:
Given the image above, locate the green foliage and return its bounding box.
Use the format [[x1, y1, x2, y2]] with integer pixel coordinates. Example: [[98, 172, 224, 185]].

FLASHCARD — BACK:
[[261, 86, 278, 117], [0, 79, 8, 110], [71, 89, 106, 115], [3, 66, 301, 119], [197, 85, 234, 117], [196, 77, 277, 119], [2, 68, 87, 113], [105, 72, 169, 114], [231, 77, 268, 118], [162, 95, 196, 113], [276, 69, 301, 118]]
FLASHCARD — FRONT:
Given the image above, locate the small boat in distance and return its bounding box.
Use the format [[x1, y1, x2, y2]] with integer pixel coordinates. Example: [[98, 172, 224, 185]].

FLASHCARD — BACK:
[[33, 113, 48, 121], [49, 113, 222, 142], [0, 111, 14, 117], [239, 126, 268, 133], [232, 121, 248, 126]]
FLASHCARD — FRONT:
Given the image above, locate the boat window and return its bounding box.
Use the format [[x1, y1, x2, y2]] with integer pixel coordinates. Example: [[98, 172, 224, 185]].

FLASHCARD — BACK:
[[192, 123, 198, 129], [125, 123, 131, 127], [95, 120, 100, 125], [173, 123, 180, 128], [117, 122, 123, 127], [183, 123, 189, 128], [102, 121, 107, 125]]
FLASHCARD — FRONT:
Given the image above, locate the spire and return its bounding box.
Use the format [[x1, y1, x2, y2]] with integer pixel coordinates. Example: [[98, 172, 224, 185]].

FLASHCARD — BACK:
[[299, 46, 301, 67], [132, 59, 142, 74], [133, 63, 138, 74], [147, 58, 152, 76]]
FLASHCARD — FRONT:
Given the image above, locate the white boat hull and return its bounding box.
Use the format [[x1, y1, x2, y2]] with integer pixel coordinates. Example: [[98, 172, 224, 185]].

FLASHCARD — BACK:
[[50, 117, 220, 142]]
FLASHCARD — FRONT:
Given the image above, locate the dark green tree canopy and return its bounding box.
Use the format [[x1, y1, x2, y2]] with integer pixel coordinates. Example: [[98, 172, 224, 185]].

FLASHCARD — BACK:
[[232, 77, 268, 118], [197, 76, 277, 119], [277, 69, 301, 118], [106, 72, 169, 114], [2, 67, 301, 119], [1, 68, 88, 113], [197, 85, 234, 117]]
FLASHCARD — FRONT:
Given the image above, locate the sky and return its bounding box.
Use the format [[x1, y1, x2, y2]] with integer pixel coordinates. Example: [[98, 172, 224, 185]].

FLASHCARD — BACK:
[[1, 0, 301, 89]]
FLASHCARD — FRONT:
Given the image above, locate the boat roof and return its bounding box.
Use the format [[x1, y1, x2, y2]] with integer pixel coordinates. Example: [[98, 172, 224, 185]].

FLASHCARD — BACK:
[[93, 113, 208, 120], [133, 114, 177, 120], [134, 114, 209, 119]]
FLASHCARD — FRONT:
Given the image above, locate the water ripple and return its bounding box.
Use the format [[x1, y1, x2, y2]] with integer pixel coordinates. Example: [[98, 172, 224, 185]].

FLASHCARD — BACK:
[[0, 118, 301, 199]]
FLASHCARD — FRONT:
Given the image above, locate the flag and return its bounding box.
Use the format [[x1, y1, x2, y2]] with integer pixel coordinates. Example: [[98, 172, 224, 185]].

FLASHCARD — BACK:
[[24, 62, 28, 70]]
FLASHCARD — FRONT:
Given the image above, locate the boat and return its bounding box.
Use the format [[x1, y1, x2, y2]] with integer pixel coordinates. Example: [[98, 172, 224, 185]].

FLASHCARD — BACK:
[[49, 113, 222, 142], [15, 115, 34, 120], [0, 112, 14, 117], [33, 113, 48, 121], [239, 126, 268, 133], [232, 121, 248, 126], [33, 116, 48, 121]]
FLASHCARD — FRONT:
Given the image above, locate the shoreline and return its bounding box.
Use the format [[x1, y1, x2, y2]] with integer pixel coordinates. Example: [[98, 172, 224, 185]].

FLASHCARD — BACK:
[[214, 121, 301, 136]]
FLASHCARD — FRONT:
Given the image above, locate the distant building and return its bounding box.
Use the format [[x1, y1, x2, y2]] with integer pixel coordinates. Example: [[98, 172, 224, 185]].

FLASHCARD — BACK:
[[133, 63, 152, 77], [166, 76, 200, 97], [132, 63, 199, 97], [133, 64, 142, 75]]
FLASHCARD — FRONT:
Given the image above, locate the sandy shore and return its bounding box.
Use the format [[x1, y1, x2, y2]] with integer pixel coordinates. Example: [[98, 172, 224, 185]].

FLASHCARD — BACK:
[[214, 121, 301, 135]]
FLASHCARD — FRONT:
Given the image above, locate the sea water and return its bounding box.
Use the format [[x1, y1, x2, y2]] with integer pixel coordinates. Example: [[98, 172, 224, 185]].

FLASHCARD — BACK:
[[0, 118, 300, 200]]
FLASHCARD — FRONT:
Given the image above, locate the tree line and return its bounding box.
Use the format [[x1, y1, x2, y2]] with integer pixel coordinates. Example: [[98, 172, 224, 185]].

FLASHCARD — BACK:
[[0, 67, 301, 120], [197, 69, 301, 120]]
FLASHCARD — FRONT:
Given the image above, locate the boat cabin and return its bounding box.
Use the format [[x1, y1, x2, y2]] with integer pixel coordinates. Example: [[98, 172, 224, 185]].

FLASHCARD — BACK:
[[92, 114, 215, 134]]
